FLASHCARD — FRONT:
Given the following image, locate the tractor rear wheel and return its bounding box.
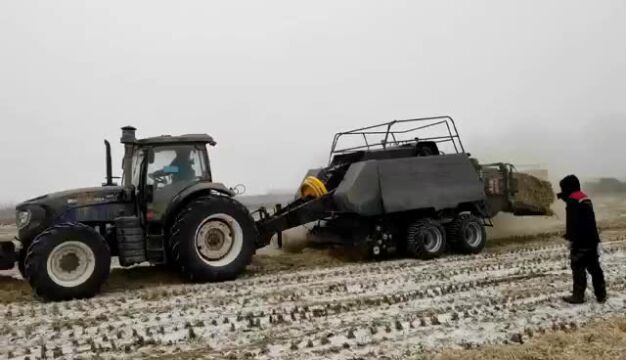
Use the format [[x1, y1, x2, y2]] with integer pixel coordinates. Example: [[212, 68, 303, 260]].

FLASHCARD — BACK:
[[447, 214, 487, 254], [406, 219, 446, 259], [170, 196, 257, 282], [24, 223, 111, 301]]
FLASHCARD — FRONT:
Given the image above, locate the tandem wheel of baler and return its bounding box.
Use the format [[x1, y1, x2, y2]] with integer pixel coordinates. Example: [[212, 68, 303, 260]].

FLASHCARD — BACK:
[[368, 225, 397, 259]]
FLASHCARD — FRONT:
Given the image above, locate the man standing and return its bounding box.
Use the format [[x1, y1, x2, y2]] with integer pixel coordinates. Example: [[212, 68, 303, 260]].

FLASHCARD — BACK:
[[558, 175, 607, 304]]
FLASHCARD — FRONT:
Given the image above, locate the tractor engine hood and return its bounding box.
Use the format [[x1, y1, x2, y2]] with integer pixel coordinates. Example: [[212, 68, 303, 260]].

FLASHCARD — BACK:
[[17, 186, 126, 210], [16, 186, 130, 242]]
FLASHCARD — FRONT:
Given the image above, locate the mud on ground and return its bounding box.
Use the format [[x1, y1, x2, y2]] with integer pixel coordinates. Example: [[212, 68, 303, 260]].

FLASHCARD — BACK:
[[435, 316, 626, 360]]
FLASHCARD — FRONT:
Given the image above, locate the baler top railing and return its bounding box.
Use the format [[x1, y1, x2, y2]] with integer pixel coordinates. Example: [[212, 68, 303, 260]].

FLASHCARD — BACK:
[[329, 116, 465, 163]]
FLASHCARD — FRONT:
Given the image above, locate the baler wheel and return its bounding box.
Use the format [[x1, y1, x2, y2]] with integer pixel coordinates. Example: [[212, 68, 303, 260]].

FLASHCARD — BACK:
[[446, 214, 487, 254], [406, 219, 446, 260]]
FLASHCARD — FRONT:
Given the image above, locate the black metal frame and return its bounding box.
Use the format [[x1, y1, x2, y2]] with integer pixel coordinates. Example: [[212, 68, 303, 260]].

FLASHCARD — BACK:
[[481, 162, 518, 195], [479, 162, 518, 220], [329, 116, 465, 163]]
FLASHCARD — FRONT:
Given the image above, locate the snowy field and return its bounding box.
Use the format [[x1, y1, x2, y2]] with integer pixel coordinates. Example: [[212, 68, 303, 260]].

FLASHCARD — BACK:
[[0, 225, 625, 359], [1, 197, 626, 359]]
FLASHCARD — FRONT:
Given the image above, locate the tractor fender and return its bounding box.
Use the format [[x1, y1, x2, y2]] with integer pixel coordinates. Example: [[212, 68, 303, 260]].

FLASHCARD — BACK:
[[163, 182, 236, 231]]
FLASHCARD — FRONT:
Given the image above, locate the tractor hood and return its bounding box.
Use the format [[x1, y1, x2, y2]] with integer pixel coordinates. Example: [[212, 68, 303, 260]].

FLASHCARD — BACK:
[[15, 186, 132, 243], [17, 186, 126, 210]]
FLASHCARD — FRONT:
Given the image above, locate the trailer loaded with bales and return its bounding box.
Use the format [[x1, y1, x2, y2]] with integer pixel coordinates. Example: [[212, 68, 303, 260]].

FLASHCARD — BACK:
[[0, 116, 554, 301]]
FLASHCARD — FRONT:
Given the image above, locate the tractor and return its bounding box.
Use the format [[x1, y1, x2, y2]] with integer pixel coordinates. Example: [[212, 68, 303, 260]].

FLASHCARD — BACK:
[[2, 127, 262, 301]]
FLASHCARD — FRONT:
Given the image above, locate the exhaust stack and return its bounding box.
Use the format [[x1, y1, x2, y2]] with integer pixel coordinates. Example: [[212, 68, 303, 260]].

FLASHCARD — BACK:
[[104, 140, 114, 186], [121, 126, 137, 144]]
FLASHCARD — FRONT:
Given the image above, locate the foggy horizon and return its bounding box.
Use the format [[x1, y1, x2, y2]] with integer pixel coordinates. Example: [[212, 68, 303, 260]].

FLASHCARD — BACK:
[[1, 1, 625, 204]]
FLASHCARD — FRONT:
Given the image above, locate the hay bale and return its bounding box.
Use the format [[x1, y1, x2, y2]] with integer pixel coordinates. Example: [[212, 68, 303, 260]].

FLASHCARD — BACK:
[[511, 173, 555, 216]]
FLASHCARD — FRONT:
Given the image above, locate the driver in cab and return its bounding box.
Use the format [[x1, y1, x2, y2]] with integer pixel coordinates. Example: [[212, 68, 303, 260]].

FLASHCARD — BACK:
[[168, 148, 195, 183], [149, 148, 197, 188]]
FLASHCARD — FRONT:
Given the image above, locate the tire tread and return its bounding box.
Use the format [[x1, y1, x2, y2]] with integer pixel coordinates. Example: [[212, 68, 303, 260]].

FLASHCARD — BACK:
[[24, 223, 111, 301], [406, 218, 446, 260], [447, 214, 487, 254], [170, 195, 257, 282]]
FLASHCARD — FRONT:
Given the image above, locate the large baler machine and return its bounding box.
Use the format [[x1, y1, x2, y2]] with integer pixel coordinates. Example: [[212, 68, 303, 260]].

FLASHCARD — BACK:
[[256, 116, 554, 244]]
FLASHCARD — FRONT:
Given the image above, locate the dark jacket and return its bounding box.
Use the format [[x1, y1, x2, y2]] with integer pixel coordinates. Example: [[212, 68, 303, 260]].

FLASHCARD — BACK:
[[565, 191, 601, 249]]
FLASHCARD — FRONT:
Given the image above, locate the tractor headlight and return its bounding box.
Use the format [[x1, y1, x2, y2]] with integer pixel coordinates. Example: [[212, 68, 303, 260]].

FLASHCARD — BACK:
[[16, 210, 31, 229]]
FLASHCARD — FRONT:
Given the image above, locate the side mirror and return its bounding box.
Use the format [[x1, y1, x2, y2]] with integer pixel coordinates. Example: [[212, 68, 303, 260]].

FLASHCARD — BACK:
[[145, 184, 154, 203], [231, 184, 247, 196]]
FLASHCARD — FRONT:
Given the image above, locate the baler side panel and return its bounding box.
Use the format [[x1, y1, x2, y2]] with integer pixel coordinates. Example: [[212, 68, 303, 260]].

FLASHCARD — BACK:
[[378, 154, 486, 213], [333, 161, 384, 216]]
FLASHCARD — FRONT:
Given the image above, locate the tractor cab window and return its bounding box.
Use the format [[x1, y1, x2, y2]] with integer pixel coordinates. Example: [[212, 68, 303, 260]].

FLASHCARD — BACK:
[[146, 146, 208, 188]]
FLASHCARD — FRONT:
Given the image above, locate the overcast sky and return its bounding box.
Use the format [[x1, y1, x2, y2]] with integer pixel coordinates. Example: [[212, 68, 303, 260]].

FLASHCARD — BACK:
[[1, 1, 625, 203]]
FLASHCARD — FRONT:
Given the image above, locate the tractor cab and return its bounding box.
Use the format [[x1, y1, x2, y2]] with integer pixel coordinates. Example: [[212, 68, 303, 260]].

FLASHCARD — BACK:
[[118, 127, 218, 223]]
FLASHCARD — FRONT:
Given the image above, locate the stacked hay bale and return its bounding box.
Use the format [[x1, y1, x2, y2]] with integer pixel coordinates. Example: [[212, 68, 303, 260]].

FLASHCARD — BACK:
[[511, 173, 555, 216]]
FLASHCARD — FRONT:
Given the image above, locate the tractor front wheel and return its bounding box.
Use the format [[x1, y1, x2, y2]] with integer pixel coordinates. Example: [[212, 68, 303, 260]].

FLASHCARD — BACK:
[[24, 223, 111, 301], [170, 196, 257, 282]]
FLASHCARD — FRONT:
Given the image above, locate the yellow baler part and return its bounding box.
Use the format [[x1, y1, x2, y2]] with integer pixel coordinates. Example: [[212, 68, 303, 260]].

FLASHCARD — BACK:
[[300, 176, 329, 199]]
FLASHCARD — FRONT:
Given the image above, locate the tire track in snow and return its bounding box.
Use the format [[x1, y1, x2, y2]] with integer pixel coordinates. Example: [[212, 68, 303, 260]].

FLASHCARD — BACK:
[[0, 240, 625, 359]]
